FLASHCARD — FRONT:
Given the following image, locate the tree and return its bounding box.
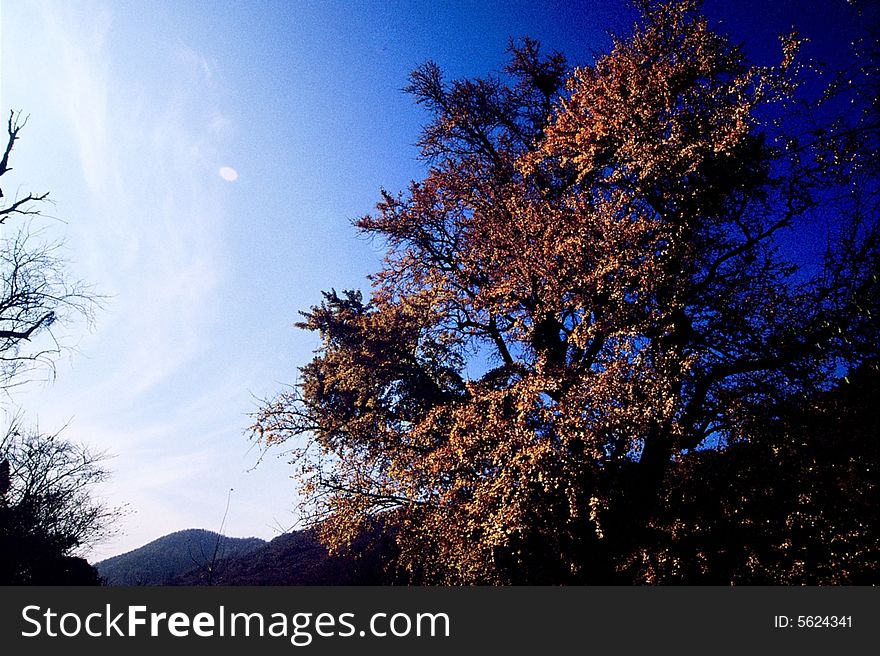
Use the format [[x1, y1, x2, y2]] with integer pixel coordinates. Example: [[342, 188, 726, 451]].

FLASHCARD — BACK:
[[253, 1, 879, 583], [642, 361, 879, 584], [0, 111, 97, 391], [0, 419, 118, 584], [0, 112, 111, 584]]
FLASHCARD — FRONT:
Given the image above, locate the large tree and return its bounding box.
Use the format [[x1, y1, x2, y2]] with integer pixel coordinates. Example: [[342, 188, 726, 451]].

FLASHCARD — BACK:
[[254, 1, 879, 583]]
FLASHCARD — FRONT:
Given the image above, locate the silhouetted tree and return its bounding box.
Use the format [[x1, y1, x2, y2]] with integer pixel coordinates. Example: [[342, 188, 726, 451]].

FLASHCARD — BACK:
[[0, 420, 117, 584], [643, 361, 879, 584], [0, 111, 97, 391], [0, 112, 111, 584], [254, 1, 878, 583]]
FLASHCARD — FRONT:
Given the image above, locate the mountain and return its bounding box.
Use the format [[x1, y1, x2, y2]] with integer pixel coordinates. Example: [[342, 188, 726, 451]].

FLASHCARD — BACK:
[[95, 529, 265, 585], [171, 526, 400, 585]]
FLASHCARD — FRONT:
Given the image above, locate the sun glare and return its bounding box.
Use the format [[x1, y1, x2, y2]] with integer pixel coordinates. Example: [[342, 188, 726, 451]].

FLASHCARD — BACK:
[[219, 166, 238, 182]]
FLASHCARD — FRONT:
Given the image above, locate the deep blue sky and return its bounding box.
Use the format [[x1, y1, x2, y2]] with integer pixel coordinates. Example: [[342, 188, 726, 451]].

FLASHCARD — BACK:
[[0, 0, 862, 559]]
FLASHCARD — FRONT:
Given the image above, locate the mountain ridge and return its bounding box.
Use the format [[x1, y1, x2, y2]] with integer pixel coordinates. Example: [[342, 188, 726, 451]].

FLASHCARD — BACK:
[[95, 523, 399, 585], [95, 528, 265, 585]]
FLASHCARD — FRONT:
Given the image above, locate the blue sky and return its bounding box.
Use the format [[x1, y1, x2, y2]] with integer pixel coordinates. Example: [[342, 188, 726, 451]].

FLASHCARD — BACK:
[[0, 0, 858, 560]]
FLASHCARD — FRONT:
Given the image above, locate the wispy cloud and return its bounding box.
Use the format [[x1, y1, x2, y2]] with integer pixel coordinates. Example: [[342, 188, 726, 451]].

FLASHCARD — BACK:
[[0, 0, 296, 557], [39, 1, 234, 402], [0, 0, 312, 559]]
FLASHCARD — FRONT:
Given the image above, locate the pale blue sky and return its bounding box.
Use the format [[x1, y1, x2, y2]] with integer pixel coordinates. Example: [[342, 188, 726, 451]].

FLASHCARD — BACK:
[[0, 0, 855, 560]]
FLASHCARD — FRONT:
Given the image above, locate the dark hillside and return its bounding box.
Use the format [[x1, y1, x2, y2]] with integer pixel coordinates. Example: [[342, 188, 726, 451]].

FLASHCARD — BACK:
[[171, 526, 398, 585], [95, 529, 264, 585]]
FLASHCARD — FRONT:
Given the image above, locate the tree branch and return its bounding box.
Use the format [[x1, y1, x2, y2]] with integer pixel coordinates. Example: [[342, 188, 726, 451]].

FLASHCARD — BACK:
[[0, 311, 54, 341], [0, 110, 27, 178]]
